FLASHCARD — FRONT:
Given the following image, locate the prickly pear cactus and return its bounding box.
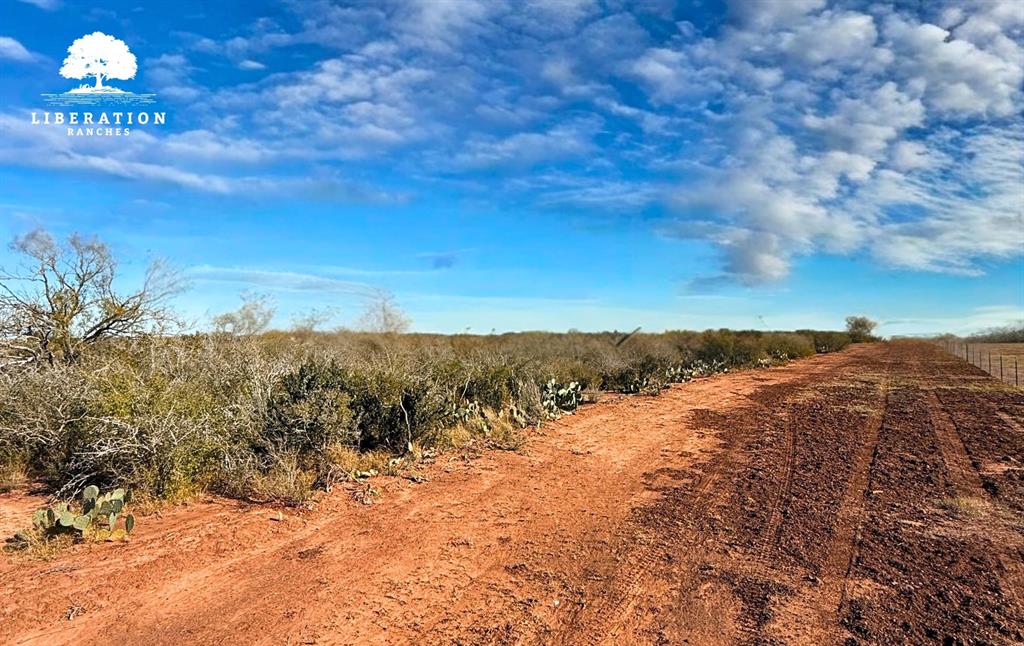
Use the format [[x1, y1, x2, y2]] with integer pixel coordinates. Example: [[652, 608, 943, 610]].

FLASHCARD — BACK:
[[541, 379, 583, 418], [83, 485, 99, 502], [14, 486, 138, 548]]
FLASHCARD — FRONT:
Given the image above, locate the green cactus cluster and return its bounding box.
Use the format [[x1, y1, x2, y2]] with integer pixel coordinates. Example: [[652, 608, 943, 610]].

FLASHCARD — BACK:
[[541, 379, 582, 418], [30, 485, 136, 542], [453, 399, 484, 422], [506, 401, 529, 427]]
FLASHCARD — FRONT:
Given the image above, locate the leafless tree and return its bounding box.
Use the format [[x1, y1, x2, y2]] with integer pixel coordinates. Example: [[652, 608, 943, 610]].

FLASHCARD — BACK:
[[290, 306, 337, 334], [357, 290, 411, 334], [212, 292, 276, 336], [0, 229, 183, 366]]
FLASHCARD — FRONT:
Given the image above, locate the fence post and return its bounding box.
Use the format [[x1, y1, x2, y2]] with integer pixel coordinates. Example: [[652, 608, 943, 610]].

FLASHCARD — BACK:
[[1000, 355, 1004, 382]]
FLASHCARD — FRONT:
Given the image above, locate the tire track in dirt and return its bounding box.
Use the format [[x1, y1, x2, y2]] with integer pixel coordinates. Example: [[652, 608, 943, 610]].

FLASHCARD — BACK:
[[446, 359, 862, 646], [926, 390, 986, 496], [755, 416, 797, 561], [535, 399, 759, 645], [731, 413, 798, 643], [840, 343, 1024, 644], [997, 410, 1024, 435], [832, 383, 886, 626], [549, 440, 737, 646], [768, 366, 891, 644], [549, 352, 869, 646]]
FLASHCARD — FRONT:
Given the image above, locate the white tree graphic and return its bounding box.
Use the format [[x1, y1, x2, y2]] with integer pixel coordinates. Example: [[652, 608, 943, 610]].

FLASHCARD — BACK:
[[59, 32, 137, 93]]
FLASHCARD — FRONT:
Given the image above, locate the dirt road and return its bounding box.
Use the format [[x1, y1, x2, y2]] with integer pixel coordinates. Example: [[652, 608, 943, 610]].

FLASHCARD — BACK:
[[2, 341, 1023, 645]]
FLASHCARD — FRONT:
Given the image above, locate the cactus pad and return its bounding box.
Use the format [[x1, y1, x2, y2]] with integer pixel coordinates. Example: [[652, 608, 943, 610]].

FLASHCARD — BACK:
[[82, 485, 100, 502]]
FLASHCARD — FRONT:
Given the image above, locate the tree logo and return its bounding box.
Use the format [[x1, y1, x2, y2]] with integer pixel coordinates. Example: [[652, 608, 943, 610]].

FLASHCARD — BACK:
[[30, 31, 165, 136], [42, 32, 155, 107], [59, 32, 137, 94]]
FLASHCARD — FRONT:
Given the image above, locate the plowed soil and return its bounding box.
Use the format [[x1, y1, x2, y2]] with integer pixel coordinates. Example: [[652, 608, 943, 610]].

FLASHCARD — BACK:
[[2, 341, 1023, 645]]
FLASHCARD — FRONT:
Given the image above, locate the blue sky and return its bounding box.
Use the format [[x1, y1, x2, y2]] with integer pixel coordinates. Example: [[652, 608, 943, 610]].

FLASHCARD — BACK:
[[1, 0, 1022, 335]]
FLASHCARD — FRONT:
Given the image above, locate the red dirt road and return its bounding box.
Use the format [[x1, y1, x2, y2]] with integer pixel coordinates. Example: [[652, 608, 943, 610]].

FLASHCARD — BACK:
[[2, 341, 1023, 645]]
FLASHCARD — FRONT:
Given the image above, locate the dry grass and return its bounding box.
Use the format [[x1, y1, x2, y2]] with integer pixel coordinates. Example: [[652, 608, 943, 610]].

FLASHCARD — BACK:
[[0, 461, 29, 494], [325, 446, 404, 479], [970, 343, 1024, 357], [941, 341, 1024, 387], [936, 496, 989, 518], [3, 528, 77, 561]]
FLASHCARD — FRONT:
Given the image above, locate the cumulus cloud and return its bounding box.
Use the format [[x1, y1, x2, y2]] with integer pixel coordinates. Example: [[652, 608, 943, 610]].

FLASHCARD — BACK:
[[3, 0, 1021, 286], [727, 0, 826, 29], [644, 0, 1023, 283], [884, 13, 1022, 117]]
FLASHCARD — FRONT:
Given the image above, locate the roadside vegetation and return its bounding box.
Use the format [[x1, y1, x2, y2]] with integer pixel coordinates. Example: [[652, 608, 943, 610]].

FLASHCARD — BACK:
[[0, 230, 861, 508], [932, 322, 1024, 345], [965, 323, 1024, 344]]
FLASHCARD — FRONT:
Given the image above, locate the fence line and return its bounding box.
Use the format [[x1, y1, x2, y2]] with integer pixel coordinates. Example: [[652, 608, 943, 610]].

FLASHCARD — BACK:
[[937, 339, 1020, 388]]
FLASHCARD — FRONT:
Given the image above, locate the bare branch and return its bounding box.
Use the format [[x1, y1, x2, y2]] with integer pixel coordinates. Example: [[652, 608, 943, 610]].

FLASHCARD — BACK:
[[0, 228, 185, 365]]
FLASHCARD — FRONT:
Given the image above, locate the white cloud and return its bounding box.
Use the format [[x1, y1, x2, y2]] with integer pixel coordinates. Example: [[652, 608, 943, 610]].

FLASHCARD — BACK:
[[159, 129, 272, 164], [452, 119, 599, 169], [0, 112, 406, 202], [801, 83, 925, 157], [187, 266, 379, 297], [888, 141, 938, 172], [863, 124, 1024, 274], [392, 0, 497, 52], [727, 0, 825, 29], [637, 1, 1023, 284], [2, 0, 1020, 289], [145, 53, 203, 101], [210, 54, 437, 159], [777, 10, 878, 66], [881, 305, 1024, 336], [884, 14, 1023, 117], [15, 0, 59, 10], [0, 36, 36, 62]]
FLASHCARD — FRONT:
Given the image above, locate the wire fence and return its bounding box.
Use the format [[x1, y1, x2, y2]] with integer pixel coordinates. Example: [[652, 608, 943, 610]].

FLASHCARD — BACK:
[[937, 339, 1022, 388]]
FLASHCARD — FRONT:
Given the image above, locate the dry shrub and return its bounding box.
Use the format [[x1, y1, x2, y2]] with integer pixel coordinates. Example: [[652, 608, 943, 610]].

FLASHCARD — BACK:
[[219, 448, 316, 506], [1, 327, 848, 503]]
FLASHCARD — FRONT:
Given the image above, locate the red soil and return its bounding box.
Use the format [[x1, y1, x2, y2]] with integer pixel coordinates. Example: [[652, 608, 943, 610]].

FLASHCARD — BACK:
[[2, 341, 1022, 645]]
